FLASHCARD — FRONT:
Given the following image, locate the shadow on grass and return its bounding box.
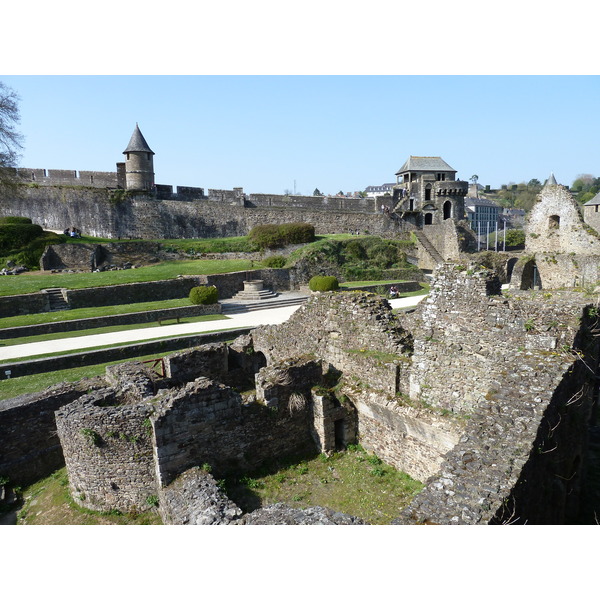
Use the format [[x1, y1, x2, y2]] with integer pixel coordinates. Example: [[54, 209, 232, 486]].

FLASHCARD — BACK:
[[221, 450, 321, 513]]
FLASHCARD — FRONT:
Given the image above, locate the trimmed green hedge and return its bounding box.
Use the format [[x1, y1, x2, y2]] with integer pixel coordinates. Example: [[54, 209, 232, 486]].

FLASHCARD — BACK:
[[248, 223, 315, 249], [309, 275, 339, 292], [189, 285, 219, 305]]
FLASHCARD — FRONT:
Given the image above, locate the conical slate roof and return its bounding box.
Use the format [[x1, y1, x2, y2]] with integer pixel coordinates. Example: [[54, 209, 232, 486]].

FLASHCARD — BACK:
[[544, 172, 557, 186], [123, 124, 154, 155]]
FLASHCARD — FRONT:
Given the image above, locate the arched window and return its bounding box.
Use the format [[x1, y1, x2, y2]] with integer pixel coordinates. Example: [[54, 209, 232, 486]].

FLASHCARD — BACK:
[[549, 215, 560, 229], [443, 200, 452, 220], [424, 213, 433, 225]]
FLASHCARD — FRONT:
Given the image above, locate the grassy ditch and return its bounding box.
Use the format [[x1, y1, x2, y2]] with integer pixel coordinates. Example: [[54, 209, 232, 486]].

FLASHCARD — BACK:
[[223, 445, 423, 524], [11, 445, 422, 525]]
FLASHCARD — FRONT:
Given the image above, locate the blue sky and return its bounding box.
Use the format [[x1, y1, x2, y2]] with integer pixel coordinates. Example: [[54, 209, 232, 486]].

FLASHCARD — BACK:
[[3, 75, 599, 195], [2, 3, 599, 196]]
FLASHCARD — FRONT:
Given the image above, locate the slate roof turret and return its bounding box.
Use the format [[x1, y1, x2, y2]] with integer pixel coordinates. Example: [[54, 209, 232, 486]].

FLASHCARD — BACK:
[[123, 124, 154, 155]]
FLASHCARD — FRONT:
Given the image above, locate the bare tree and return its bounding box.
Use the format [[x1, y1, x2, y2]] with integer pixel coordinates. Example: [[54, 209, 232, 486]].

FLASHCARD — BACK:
[[0, 81, 24, 197]]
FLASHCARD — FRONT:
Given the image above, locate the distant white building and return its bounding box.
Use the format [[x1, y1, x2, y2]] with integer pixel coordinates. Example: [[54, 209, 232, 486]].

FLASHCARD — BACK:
[[364, 183, 395, 198]]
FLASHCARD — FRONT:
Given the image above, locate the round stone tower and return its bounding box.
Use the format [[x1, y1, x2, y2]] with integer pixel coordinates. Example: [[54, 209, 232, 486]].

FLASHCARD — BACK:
[[123, 124, 155, 191]]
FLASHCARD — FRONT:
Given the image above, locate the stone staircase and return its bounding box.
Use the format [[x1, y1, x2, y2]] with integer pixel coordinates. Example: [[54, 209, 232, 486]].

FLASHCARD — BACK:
[[44, 288, 70, 312], [220, 294, 308, 315], [414, 230, 444, 265], [230, 288, 279, 302]]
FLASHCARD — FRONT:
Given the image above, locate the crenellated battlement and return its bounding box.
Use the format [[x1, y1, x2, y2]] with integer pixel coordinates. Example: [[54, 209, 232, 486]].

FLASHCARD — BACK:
[[16, 167, 119, 188]]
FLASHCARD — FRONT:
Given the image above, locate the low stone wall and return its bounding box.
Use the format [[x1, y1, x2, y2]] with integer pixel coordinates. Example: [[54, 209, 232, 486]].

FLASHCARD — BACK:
[[65, 277, 202, 308], [0, 292, 48, 318], [0, 328, 252, 380], [0, 380, 106, 485], [0, 303, 221, 340]]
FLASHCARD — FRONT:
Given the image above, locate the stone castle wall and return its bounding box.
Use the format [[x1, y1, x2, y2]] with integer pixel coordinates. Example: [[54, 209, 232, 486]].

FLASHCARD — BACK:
[[1, 185, 412, 240], [16, 168, 119, 188]]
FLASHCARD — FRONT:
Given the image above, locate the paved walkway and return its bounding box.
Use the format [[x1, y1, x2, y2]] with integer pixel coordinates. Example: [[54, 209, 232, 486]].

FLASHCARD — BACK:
[[0, 294, 425, 362]]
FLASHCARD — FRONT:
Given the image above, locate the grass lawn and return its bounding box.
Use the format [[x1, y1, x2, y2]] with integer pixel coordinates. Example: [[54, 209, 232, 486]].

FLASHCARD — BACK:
[[0, 297, 203, 329], [223, 445, 423, 524], [0, 258, 258, 297], [0, 313, 229, 347]]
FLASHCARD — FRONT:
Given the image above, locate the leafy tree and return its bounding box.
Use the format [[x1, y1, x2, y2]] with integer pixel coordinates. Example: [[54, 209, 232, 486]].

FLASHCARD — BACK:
[[571, 174, 600, 204], [0, 82, 24, 198], [313, 188, 323, 196], [470, 175, 479, 184]]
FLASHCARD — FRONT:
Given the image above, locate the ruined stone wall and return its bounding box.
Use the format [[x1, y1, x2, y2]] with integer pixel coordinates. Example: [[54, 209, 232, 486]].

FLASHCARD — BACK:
[[55, 389, 158, 513], [395, 265, 599, 524], [408, 264, 587, 413], [399, 349, 595, 525], [526, 184, 600, 255], [163, 344, 229, 385], [531, 253, 600, 290], [152, 376, 316, 487], [0, 381, 105, 485], [347, 388, 462, 482], [252, 292, 412, 395], [519, 183, 600, 289]]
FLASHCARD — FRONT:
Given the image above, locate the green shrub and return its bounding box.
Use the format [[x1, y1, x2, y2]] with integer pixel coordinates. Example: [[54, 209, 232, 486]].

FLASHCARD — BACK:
[[344, 239, 367, 260], [248, 223, 315, 249], [278, 222, 315, 245], [0, 222, 44, 254], [0, 216, 33, 225], [309, 275, 339, 291], [189, 285, 218, 305], [262, 255, 286, 268]]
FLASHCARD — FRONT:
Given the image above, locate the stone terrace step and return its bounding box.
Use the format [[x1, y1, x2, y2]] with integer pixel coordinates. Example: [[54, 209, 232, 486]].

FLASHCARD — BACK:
[[220, 295, 308, 314]]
